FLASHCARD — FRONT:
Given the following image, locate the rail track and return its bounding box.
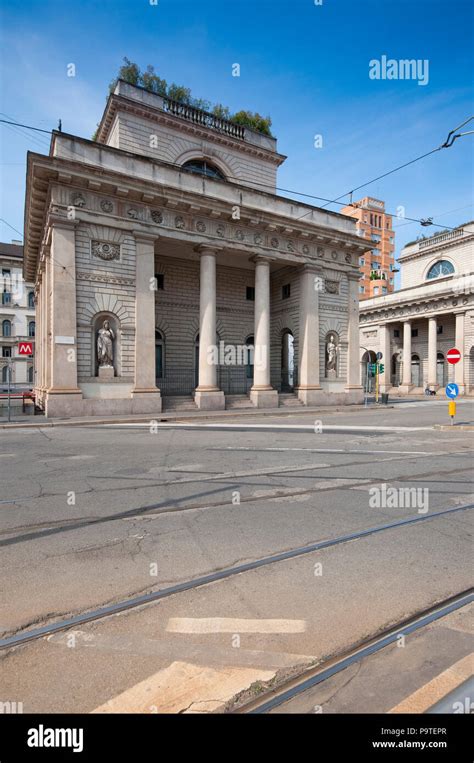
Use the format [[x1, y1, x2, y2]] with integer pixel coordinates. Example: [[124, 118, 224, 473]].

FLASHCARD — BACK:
[[1, 502, 472, 650], [232, 590, 473, 713]]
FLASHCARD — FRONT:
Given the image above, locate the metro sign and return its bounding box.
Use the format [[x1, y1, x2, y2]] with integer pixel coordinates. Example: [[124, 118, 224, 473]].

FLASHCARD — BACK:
[[446, 347, 461, 365], [18, 341, 34, 356]]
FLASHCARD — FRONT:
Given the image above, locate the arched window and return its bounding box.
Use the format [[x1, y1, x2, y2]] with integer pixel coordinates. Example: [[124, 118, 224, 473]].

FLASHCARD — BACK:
[[155, 330, 164, 379], [2, 319, 11, 336], [181, 160, 225, 180], [28, 321, 35, 337], [28, 292, 35, 308], [426, 260, 455, 280], [245, 335, 254, 380], [1, 365, 9, 383]]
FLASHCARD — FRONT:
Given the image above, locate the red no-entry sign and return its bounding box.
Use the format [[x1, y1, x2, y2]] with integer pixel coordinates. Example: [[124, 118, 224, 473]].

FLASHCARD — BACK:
[[18, 341, 33, 355], [446, 347, 461, 365]]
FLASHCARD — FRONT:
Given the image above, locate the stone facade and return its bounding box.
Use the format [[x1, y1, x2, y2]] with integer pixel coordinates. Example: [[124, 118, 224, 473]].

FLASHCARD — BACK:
[[24, 80, 368, 417], [0, 241, 35, 387], [359, 222, 474, 394]]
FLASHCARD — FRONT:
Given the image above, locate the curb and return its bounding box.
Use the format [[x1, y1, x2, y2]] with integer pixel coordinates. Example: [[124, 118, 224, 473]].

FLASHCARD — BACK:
[[0, 403, 396, 429]]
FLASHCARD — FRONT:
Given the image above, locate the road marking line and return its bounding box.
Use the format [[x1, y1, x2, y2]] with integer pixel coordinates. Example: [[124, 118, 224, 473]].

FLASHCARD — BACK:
[[105, 423, 431, 432], [215, 447, 431, 455], [389, 653, 473, 714], [166, 618, 307, 634], [91, 660, 275, 714]]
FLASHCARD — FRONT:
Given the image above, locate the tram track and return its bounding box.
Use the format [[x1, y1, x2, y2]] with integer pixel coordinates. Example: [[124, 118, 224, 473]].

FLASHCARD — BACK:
[[231, 590, 474, 714], [1, 502, 472, 650], [0, 462, 471, 546]]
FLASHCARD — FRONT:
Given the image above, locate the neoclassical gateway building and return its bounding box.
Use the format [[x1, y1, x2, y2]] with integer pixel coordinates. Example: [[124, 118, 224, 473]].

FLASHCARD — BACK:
[[359, 221, 474, 395], [24, 80, 368, 417]]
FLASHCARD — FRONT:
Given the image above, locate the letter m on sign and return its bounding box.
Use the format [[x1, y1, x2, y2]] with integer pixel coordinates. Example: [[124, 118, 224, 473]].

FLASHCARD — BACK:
[[18, 342, 33, 355]]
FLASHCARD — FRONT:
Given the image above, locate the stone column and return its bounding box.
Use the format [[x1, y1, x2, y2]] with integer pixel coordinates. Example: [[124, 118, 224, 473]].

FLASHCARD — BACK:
[[44, 255, 51, 392], [132, 231, 162, 410], [345, 271, 364, 399], [379, 323, 391, 393], [34, 280, 41, 394], [427, 316, 438, 388], [250, 255, 278, 408], [454, 311, 466, 393], [194, 245, 224, 410], [399, 320, 413, 393], [45, 220, 83, 417], [297, 264, 322, 405]]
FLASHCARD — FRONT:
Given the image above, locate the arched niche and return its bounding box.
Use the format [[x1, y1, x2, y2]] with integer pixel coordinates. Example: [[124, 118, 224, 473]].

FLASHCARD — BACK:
[[91, 312, 121, 378]]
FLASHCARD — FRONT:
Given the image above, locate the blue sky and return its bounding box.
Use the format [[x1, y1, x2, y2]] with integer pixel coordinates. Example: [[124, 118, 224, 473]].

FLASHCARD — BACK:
[[1, 0, 473, 275]]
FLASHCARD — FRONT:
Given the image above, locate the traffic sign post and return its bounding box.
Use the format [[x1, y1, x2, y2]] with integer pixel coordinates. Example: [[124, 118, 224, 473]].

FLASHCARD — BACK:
[[445, 383, 459, 400], [446, 348, 461, 365], [448, 400, 456, 425]]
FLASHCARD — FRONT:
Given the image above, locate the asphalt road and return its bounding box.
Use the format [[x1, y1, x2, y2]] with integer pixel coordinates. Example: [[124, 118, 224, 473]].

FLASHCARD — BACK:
[[0, 399, 472, 712]]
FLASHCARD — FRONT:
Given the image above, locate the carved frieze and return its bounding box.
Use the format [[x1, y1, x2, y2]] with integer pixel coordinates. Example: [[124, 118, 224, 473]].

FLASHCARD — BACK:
[[91, 241, 120, 261], [151, 209, 163, 224], [100, 199, 113, 213], [71, 193, 86, 207]]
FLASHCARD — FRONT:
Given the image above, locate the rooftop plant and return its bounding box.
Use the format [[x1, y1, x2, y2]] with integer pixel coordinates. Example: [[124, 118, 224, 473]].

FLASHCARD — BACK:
[[92, 58, 273, 139]]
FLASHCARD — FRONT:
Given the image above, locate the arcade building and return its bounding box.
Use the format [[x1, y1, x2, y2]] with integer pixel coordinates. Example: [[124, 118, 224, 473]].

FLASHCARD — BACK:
[[24, 80, 369, 417]]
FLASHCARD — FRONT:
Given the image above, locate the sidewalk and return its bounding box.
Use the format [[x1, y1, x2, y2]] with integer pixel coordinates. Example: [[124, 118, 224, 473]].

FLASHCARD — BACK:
[[0, 402, 374, 429]]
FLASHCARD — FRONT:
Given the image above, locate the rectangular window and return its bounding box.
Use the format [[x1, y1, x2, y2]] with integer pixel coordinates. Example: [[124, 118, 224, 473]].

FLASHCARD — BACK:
[[246, 286, 255, 301], [373, 287, 379, 295], [282, 283, 291, 299], [359, 285, 365, 293], [154, 274, 164, 290], [2, 292, 11, 305], [1, 269, 10, 276], [370, 214, 373, 225], [382, 286, 387, 294], [411, 328, 418, 337], [437, 325, 443, 335], [359, 258, 365, 266], [394, 329, 400, 338], [2, 346, 11, 357]]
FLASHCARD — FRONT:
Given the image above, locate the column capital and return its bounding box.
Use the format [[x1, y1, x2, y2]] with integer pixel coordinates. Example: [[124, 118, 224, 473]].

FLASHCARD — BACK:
[[194, 244, 224, 256], [299, 262, 322, 275], [249, 254, 275, 266], [133, 230, 159, 245], [346, 270, 362, 282], [48, 213, 79, 232]]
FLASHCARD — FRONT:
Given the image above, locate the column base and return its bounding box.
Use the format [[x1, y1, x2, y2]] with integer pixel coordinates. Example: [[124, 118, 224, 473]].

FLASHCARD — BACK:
[[194, 388, 225, 410], [398, 384, 414, 394], [45, 389, 83, 418], [297, 386, 322, 405], [131, 388, 162, 412], [454, 384, 466, 395], [250, 387, 279, 408]]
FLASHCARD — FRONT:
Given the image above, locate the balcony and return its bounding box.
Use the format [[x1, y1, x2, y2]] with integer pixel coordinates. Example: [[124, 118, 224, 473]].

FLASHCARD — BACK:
[[162, 97, 246, 141]]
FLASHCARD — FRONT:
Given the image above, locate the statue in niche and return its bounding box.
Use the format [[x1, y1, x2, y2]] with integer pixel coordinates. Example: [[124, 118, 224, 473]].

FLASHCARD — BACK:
[[325, 333, 338, 377], [97, 319, 115, 369]]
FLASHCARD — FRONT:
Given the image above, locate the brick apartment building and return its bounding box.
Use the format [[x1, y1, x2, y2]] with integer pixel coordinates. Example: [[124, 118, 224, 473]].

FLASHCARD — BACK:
[[341, 197, 396, 300]]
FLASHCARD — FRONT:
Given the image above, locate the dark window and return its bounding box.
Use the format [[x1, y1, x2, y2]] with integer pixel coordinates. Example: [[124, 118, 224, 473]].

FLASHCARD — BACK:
[[246, 286, 255, 301], [154, 273, 164, 290], [2, 346, 12, 357], [28, 321, 35, 337], [394, 329, 400, 338], [1, 269, 10, 276], [411, 328, 418, 337], [437, 325, 443, 335], [2, 319, 11, 336], [28, 292, 35, 308], [181, 160, 225, 180], [282, 284, 291, 299], [2, 292, 11, 305]]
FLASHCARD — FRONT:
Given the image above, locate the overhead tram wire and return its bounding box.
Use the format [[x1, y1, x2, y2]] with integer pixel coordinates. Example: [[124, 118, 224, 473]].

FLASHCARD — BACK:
[[318, 116, 474, 212], [2, 117, 471, 235]]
